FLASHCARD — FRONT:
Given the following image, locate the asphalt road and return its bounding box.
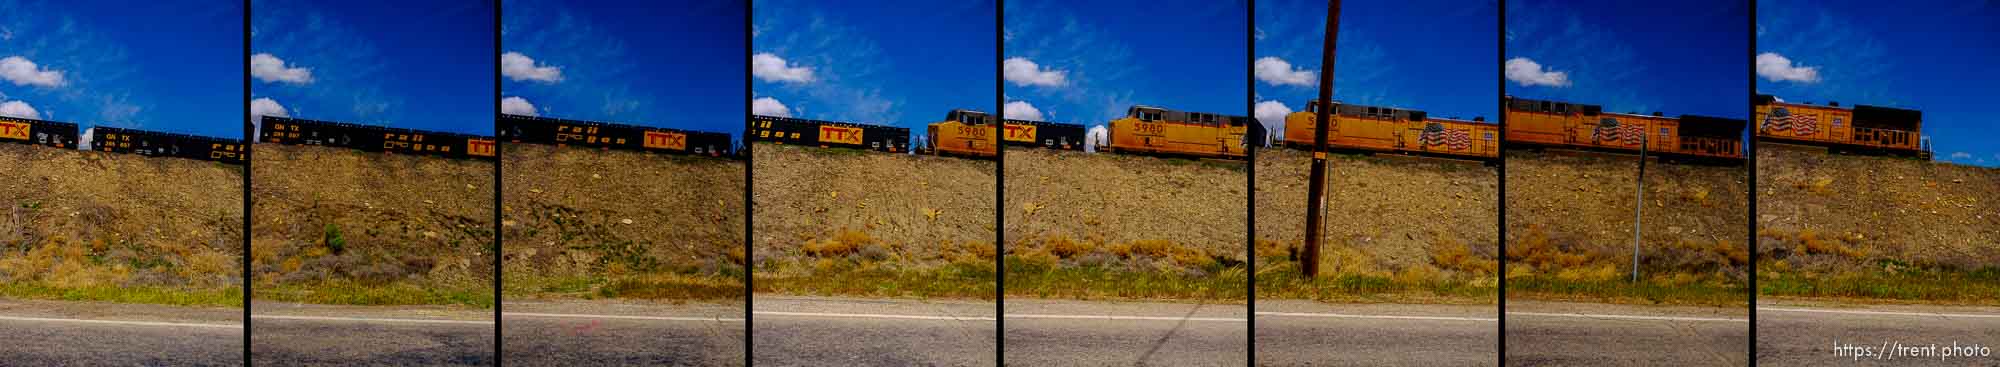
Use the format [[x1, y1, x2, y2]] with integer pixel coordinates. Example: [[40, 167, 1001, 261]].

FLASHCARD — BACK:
[[1005, 299, 1247, 366], [0, 299, 242, 366], [1255, 300, 1496, 366], [1504, 300, 1748, 366], [502, 300, 745, 366], [753, 296, 996, 366], [1757, 301, 2000, 366], [251, 302, 494, 366]]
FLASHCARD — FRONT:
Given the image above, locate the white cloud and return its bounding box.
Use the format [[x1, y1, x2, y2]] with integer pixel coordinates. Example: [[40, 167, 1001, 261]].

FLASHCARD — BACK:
[[0, 56, 66, 87], [751, 53, 815, 84], [0, 100, 39, 119], [752, 96, 791, 117], [249, 97, 289, 140], [1756, 52, 1820, 83], [1254, 100, 1292, 143], [501, 51, 564, 83], [1504, 57, 1571, 87], [250, 53, 313, 84], [1084, 125, 1108, 153], [1950, 152, 1972, 160], [1004, 100, 1043, 121], [501, 96, 539, 117], [1255, 27, 1265, 41], [77, 128, 94, 150], [1003, 57, 1067, 87], [1254, 57, 1315, 87]]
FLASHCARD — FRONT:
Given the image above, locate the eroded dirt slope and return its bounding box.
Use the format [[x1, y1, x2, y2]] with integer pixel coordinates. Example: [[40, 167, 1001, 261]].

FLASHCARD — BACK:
[[250, 144, 494, 295], [1756, 144, 2000, 271], [501, 143, 744, 296], [0, 143, 242, 292], [1254, 149, 1497, 275], [1504, 150, 1749, 279], [752, 143, 995, 268], [1003, 148, 1247, 261]]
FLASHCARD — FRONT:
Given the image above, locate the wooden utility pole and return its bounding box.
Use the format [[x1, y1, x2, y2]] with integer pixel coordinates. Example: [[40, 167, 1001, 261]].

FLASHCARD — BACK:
[[1303, 0, 1341, 278]]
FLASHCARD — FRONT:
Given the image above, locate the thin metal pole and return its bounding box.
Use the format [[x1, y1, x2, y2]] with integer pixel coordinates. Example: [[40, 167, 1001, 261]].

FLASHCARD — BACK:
[[1303, 0, 1342, 279], [1632, 133, 1646, 282]]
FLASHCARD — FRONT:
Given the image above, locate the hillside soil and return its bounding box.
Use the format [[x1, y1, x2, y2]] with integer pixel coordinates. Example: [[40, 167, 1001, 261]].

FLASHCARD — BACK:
[[1755, 143, 2000, 304], [500, 143, 744, 301], [250, 144, 494, 307], [1004, 148, 1247, 301], [752, 143, 995, 299], [1254, 148, 1497, 303], [0, 143, 243, 306], [1504, 149, 1749, 306]]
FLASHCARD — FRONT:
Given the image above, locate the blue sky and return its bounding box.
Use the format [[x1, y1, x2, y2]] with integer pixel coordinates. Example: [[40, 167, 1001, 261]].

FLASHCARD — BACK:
[[1758, 0, 2000, 167], [1256, 0, 1497, 140], [753, 0, 995, 135], [503, 0, 744, 138], [1003, 0, 1246, 129], [1506, 0, 1748, 120], [251, 0, 494, 136], [0, 0, 242, 140]]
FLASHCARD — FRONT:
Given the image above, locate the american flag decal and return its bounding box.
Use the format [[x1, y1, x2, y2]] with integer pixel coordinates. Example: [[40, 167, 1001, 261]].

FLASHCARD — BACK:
[[1791, 113, 1818, 136], [1422, 123, 1447, 147], [1421, 123, 1472, 151], [1763, 107, 1793, 132], [1447, 128, 1471, 150], [1592, 118, 1621, 145], [1621, 123, 1645, 146]]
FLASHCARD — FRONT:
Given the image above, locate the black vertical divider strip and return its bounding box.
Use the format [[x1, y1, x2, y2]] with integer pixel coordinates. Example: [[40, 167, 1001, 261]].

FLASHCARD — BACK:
[[1746, 0, 1759, 363], [491, 1, 505, 365], [1495, 0, 1508, 364], [994, 1, 1007, 365], [744, 0, 756, 364], [1245, 0, 1257, 365], [241, 1, 254, 364]]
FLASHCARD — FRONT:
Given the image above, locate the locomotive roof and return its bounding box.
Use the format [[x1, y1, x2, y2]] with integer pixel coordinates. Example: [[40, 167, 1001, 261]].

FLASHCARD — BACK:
[[1757, 94, 1923, 123], [501, 113, 730, 137]]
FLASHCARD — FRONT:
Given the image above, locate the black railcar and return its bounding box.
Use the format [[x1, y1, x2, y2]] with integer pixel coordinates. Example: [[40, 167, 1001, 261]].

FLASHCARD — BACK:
[[261, 116, 495, 160], [747, 114, 909, 153], [89, 127, 245, 164], [0, 115, 79, 149], [1001, 119, 1087, 151], [498, 114, 736, 158]]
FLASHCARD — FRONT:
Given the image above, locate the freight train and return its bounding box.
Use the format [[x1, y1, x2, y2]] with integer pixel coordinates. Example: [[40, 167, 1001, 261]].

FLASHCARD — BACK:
[[4, 115, 244, 164], [1280, 100, 1499, 161], [1103, 105, 1250, 160], [260, 116, 496, 160], [1001, 119, 1087, 151], [1503, 96, 1746, 162], [498, 114, 738, 158], [1752, 95, 1931, 159], [89, 127, 245, 164]]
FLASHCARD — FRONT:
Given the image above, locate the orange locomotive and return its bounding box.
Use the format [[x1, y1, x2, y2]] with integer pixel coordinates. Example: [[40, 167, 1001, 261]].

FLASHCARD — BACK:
[[1752, 95, 1930, 159], [1503, 96, 1745, 161], [927, 109, 998, 158], [1105, 105, 1249, 160], [1281, 100, 1498, 161]]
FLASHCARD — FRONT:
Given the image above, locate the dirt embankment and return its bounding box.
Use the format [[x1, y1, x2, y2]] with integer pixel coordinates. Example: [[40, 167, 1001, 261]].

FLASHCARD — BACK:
[[501, 143, 744, 297], [250, 144, 494, 298], [1504, 150, 1749, 281], [1003, 148, 1247, 268], [1254, 149, 1497, 278], [752, 143, 995, 269], [0, 143, 242, 293], [1756, 144, 2000, 272]]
